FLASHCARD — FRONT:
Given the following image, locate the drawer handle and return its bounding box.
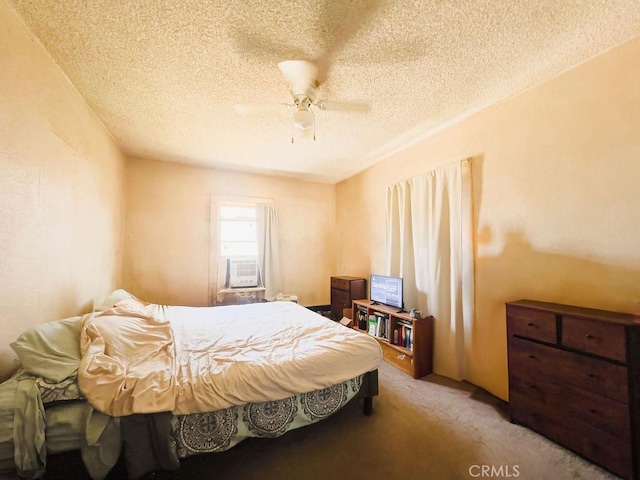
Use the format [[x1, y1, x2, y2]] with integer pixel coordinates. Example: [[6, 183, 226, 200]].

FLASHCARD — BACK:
[[527, 322, 535, 327], [587, 373, 597, 379], [397, 354, 406, 360], [528, 384, 539, 390], [528, 354, 537, 360], [589, 408, 599, 415], [585, 334, 594, 339]]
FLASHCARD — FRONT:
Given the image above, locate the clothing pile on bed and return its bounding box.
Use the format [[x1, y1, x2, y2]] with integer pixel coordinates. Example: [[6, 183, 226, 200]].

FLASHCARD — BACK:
[[0, 314, 120, 479]]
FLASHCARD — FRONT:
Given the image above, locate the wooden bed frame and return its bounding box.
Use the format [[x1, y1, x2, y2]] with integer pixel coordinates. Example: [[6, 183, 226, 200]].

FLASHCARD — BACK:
[[356, 369, 379, 415]]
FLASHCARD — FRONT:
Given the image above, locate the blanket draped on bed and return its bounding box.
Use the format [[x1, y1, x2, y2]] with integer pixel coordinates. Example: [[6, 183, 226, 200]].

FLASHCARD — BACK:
[[1, 372, 120, 480], [78, 301, 382, 417]]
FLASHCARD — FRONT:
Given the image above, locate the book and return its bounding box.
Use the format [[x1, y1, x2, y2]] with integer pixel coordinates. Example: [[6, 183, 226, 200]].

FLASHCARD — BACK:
[[376, 314, 384, 337], [398, 323, 413, 348], [357, 307, 367, 330], [368, 315, 378, 336]]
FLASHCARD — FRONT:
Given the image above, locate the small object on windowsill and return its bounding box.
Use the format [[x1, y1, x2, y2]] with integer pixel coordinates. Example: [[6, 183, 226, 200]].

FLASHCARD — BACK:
[[275, 293, 298, 303], [216, 287, 266, 306]]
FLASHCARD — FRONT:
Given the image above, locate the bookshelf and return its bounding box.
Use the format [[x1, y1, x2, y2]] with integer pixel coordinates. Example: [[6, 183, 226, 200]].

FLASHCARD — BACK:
[[352, 299, 433, 379]]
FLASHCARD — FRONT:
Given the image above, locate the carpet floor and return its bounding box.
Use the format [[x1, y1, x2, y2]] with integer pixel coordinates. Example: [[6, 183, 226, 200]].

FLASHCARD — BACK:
[[44, 361, 620, 480]]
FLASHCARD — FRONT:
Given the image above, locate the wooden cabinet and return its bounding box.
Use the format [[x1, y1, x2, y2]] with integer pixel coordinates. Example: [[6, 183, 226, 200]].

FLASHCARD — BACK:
[[506, 299, 640, 479], [330, 276, 366, 320], [353, 299, 433, 379]]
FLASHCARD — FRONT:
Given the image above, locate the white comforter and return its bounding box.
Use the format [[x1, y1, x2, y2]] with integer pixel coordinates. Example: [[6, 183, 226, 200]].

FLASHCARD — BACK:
[[78, 300, 381, 416]]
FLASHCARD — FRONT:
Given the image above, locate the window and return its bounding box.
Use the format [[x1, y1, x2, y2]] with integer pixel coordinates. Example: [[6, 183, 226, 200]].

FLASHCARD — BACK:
[[218, 203, 258, 257], [210, 198, 279, 301]]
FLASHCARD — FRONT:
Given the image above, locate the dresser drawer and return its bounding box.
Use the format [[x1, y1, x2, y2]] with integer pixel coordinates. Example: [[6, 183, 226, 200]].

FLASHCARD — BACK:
[[331, 303, 348, 319], [507, 337, 628, 403], [331, 277, 350, 291], [509, 375, 630, 441], [562, 316, 626, 363], [507, 305, 556, 343], [509, 403, 632, 480], [331, 288, 350, 304], [331, 288, 350, 312]]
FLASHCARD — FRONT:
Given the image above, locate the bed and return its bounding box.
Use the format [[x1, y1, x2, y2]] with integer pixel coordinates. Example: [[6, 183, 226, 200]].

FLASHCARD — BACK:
[[0, 291, 382, 479]]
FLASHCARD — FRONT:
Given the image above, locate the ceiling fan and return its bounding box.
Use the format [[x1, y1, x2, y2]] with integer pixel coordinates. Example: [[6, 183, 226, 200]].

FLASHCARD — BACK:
[[233, 59, 370, 142], [232, 1, 380, 142]]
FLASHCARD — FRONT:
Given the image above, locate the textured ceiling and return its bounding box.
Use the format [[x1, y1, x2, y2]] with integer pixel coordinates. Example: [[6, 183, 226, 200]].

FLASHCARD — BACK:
[[7, 0, 640, 183]]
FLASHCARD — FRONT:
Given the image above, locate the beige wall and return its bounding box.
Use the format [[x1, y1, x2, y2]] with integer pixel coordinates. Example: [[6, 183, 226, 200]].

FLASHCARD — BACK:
[[123, 157, 335, 307], [0, 1, 126, 343], [336, 35, 640, 400]]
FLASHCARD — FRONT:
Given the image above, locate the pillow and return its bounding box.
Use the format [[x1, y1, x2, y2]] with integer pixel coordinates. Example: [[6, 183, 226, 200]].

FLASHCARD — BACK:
[[10, 316, 82, 383], [111, 297, 151, 315], [94, 289, 138, 311], [0, 345, 20, 383]]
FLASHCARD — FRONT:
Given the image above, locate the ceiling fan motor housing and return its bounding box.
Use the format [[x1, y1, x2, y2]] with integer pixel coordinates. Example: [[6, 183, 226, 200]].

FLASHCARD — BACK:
[[294, 95, 313, 110], [278, 60, 319, 101]]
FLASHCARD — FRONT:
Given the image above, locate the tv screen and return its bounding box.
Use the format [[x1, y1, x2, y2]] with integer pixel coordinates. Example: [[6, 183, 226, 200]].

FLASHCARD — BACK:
[[370, 274, 403, 310]]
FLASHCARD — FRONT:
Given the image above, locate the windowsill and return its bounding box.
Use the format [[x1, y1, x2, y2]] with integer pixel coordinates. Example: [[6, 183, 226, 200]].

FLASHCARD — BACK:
[[218, 287, 266, 293]]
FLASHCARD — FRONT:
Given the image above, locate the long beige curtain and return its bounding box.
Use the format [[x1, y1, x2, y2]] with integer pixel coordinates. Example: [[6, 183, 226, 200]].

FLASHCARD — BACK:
[[385, 158, 474, 381], [256, 203, 282, 300]]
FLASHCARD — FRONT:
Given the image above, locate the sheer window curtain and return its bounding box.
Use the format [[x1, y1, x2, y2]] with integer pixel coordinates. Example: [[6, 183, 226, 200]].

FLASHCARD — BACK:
[[385, 159, 474, 381], [256, 203, 283, 301]]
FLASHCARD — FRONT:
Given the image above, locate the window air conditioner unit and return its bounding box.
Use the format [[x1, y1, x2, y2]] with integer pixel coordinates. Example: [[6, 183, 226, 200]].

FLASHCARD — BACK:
[[226, 257, 259, 288]]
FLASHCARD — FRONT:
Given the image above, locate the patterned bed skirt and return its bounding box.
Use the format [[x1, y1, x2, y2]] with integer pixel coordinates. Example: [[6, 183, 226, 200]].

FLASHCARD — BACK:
[[171, 374, 364, 458], [4, 369, 371, 478]]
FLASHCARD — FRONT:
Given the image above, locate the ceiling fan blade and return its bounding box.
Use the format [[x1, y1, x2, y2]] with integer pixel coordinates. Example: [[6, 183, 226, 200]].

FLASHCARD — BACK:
[[229, 29, 310, 64], [315, 100, 370, 113], [233, 103, 290, 115], [313, 0, 380, 85]]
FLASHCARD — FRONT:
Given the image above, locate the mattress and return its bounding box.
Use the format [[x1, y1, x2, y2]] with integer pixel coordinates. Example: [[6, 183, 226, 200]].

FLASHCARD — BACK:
[[79, 300, 382, 416]]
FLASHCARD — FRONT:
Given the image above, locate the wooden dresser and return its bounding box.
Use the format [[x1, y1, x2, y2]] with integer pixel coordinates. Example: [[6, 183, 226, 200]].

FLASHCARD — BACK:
[[506, 300, 640, 479], [330, 276, 366, 320]]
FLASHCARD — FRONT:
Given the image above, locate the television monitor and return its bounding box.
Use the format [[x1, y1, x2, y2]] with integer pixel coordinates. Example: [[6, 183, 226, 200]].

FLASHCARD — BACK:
[[370, 274, 403, 311]]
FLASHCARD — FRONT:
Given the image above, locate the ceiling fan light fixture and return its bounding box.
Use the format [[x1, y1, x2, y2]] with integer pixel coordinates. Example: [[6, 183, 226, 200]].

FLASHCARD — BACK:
[[291, 108, 315, 142], [293, 109, 314, 131]]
